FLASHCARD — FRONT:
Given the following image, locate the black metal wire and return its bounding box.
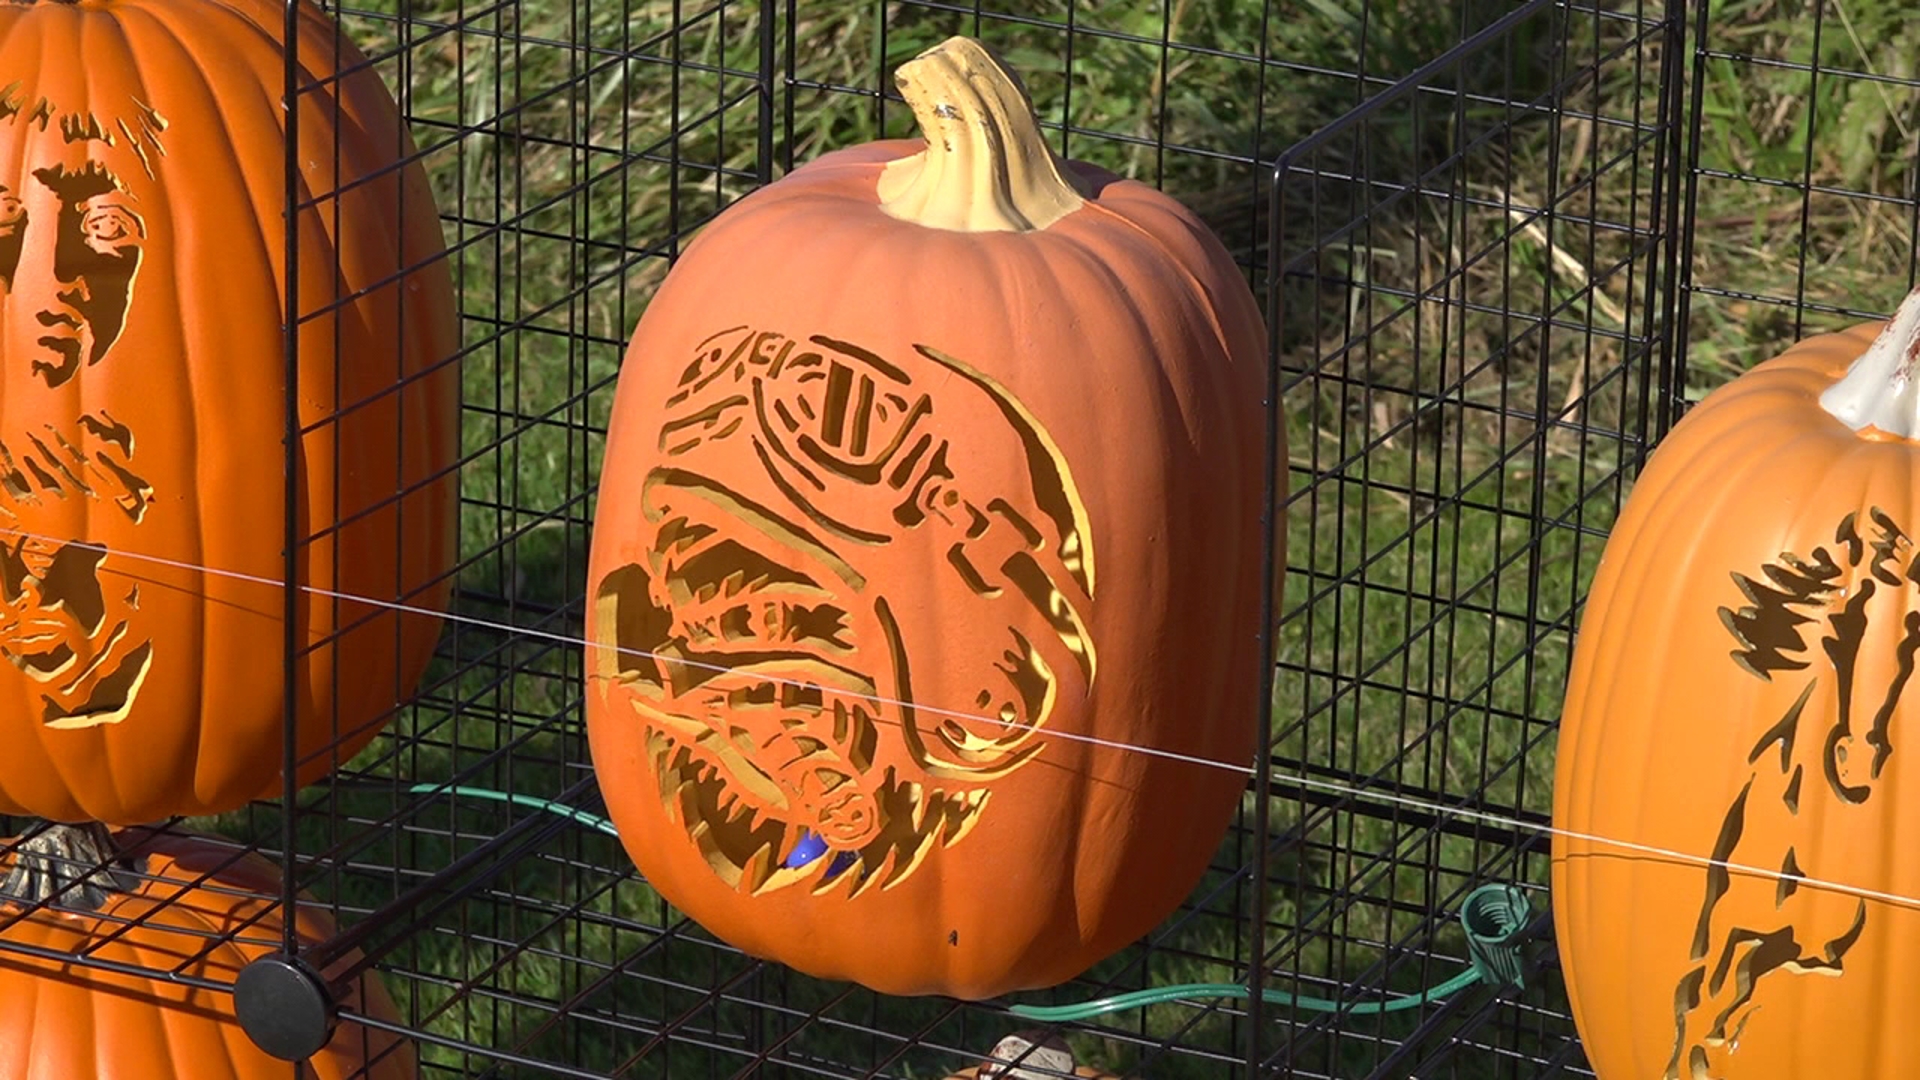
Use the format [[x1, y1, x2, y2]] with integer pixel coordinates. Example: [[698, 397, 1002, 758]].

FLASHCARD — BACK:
[[282, 0, 308, 964], [0, 0, 1839, 1075]]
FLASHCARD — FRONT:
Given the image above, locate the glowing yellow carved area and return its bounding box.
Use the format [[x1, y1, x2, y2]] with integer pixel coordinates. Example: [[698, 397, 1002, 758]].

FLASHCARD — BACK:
[[0, 83, 170, 730], [0, 539, 153, 729], [592, 327, 1097, 894], [1666, 507, 1913, 1079], [641, 728, 989, 896]]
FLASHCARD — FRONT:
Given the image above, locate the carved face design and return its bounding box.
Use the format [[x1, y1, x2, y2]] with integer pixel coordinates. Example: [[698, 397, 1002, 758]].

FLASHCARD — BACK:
[[0, 92, 160, 389], [0, 87, 163, 729], [594, 327, 1097, 896], [0, 536, 151, 728]]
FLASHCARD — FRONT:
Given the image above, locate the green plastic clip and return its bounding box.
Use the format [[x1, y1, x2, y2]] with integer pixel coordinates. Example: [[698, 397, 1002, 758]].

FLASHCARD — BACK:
[[1459, 882, 1531, 991]]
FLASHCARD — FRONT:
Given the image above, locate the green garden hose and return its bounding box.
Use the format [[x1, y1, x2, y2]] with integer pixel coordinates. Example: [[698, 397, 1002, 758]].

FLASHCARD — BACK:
[[401, 783, 622, 837], [1007, 883, 1532, 1022], [328, 782, 1532, 1022]]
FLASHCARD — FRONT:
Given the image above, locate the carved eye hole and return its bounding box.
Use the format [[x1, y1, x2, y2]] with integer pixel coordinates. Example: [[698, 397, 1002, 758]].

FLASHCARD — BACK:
[[0, 194, 24, 232], [80, 205, 141, 254]]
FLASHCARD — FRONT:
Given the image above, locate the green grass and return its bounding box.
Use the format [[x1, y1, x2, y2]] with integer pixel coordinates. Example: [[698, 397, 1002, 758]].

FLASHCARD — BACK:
[[183, 0, 1920, 1075]]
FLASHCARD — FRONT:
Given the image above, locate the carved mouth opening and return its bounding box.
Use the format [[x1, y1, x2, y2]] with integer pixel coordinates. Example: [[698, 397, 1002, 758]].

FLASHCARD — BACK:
[[644, 513, 859, 680], [0, 539, 154, 727], [596, 479, 995, 897], [647, 728, 988, 897]]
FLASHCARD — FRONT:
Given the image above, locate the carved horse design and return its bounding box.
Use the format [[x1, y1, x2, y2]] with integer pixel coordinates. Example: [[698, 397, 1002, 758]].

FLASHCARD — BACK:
[[1668, 508, 1915, 1077]]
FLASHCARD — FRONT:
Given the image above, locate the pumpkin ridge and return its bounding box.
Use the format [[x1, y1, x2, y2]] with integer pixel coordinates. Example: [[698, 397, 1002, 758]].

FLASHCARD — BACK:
[[1040, 229, 1183, 452], [78, 0, 221, 819], [87, 0, 208, 821], [1078, 206, 1261, 509], [1065, 193, 1249, 387], [1554, 380, 1780, 1006], [127, 897, 205, 1080], [83, 942, 108, 1080], [8, 923, 52, 1077], [194, 0, 299, 54], [8, 0, 86, 814]]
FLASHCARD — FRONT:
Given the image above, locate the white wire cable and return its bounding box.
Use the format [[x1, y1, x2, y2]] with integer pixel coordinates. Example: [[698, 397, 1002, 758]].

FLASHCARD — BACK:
[[0, 523, 1255, 776], [6, 521, 1915, 914]]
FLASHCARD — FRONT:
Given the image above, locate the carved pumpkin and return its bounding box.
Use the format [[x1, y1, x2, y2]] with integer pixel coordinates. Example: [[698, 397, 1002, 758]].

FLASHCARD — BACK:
[[0, 824, 415, 1079], [583, 36, 1278, 999], [0, 0, 459, 824], [1553, 285, 1920, 1078]]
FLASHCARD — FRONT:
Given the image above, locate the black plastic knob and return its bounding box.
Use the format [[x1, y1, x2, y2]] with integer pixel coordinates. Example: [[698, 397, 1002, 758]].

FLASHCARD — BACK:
[[234, 952, 338, 1062]]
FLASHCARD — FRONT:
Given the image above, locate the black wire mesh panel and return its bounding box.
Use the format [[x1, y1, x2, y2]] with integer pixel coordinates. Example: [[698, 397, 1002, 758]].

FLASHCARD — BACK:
[[1675, 0, 1920, 375], [0, 1, 1699, 1079], [1257, 0, 1679, 1076]]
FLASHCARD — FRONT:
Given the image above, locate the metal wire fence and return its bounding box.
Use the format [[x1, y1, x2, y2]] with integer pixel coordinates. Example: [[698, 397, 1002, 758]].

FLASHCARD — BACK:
[[0, 0, 1911, 1076]]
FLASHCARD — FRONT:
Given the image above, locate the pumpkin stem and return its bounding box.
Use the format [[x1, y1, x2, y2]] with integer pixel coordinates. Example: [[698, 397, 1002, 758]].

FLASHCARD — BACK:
[[875, 36, 1093, 233], [1819, 284, 1920, 438], [0, 821, 145, 912]]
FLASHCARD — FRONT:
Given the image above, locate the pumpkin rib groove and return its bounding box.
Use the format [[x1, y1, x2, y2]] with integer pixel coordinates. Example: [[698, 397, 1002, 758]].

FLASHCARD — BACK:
[[98, 5, 243, 819], [20, 926, 56, 1076], [1017, 233, 1174, 947], [194, 921, 254, 1080], [1567, 477, 1663, 1072], [8, 4, 72, 810], [972, 230, 1110, 964], [173, 6, 307, 814], [1094, 197, 1265, 471], [208, 0, 289, 52], [127, 916, 189, 1080], [1555, 386, 1782, 1065], [1069, 195, 1245, 396], [80, 8, 185, 814], [84, 945, 106, 1080], [91, 7, 210, 822], [5, 963, 22, 1075]]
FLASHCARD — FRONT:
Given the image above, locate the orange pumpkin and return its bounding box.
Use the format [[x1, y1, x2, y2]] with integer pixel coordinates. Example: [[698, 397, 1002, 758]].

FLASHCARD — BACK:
[[0, 824, 415, 1079], [0, 0, 459, 825], [1553, 284, 1920, 1078], [584, 37, 1278, 999]]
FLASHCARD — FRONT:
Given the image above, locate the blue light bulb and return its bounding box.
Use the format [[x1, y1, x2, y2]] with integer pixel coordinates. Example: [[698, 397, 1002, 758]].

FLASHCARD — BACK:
[[784, 828, 829, 869]]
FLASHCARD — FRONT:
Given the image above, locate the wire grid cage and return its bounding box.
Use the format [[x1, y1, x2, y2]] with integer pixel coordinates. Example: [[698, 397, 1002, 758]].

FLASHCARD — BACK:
[[3, 0, 1915, 1075], [1254, 0, 1677, 1076]]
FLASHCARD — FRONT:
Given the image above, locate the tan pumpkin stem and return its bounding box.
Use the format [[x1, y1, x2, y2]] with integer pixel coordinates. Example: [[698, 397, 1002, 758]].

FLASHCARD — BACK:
[[876, 36, 1093, 232], [1820, 284, 1920, 438], [0, 821, 144, 912]]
